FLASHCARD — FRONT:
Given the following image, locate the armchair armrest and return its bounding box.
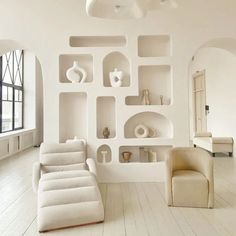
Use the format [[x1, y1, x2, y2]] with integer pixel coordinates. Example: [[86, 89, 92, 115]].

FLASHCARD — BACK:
[[32, 162, 41, 193], [86, 158, 97, 177]]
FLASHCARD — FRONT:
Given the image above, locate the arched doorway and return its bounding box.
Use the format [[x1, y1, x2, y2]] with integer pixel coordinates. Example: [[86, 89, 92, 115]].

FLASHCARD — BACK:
[[189, 38, 236, 155]]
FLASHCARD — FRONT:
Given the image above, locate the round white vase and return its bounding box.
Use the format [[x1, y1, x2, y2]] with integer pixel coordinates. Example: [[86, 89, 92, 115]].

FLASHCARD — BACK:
[[134, 124, 149, 138], [66, 61, 87, 83]]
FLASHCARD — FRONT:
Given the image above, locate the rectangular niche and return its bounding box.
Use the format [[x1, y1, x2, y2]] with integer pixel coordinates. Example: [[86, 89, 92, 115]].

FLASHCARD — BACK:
[[59, 54, 93, 83], [126, 65, 171, 105], [97, 97, 116, 139], [119, 145, 172, 163], [138, 35, 170, 57], [70, 36, 126, 47], [59, 93, 87, 142]]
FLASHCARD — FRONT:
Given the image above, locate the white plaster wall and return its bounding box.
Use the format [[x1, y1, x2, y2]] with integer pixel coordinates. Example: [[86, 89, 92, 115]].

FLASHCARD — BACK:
[[24, 51, 36, 130], [24, 52, 43, 146], [1, 0, 236, 180], [35, 58, 44, 145], [190, 47, 236, 155]]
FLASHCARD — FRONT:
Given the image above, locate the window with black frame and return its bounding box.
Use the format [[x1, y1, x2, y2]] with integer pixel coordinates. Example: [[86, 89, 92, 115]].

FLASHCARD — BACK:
[[0, 50, 24, 133]]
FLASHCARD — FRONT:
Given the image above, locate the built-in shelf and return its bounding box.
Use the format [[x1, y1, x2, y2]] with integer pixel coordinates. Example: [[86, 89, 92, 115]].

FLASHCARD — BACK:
[[97, 144, 112, 163], [126, 65, 171, 105], [56, 34, 175, 182], [124, 112, 172, 139], [138, 35, 171, 57], [103, 52, 130, 87], [59, 54, 93, 83], [119, 145, 172, 163], [97, 96, 116, 139], [59, 93, 87, 142], [70, 36, 126, 47]]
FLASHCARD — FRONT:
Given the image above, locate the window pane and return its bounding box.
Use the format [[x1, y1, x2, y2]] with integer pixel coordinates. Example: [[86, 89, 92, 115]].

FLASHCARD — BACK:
[[19, 90, 23, 102], [2, 86, 8, 100], [8, 87, 13, 101], [2, 52, 13, 84], [14, 50, 23, 86], [14, 102, 23, 128], [2, 101, 13, 132], [15, 89, 19, 102]]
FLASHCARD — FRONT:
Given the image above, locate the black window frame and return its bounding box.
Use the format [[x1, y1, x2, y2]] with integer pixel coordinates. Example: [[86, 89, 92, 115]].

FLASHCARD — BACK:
[[0, 50, 24, 133]]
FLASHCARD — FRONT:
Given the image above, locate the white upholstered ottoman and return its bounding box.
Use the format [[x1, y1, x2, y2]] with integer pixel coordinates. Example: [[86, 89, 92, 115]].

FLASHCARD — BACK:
[[38, 170, 104, 232], [193, 132, 233, 157]]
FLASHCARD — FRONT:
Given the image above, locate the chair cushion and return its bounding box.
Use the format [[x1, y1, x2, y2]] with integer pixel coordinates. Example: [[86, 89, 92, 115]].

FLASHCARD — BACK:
[[40, 142, 86, 174], [211, 137, 233, 144], [38, 170, 104, 232], [172, 170, 208, 208]]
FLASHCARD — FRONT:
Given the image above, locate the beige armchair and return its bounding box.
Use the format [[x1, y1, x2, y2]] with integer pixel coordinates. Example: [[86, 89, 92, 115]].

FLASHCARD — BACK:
[[165, 147, 214, 208]]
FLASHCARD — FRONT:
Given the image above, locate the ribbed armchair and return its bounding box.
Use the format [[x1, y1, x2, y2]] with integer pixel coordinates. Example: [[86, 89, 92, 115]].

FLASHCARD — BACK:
[[165, 147, 214, 208]]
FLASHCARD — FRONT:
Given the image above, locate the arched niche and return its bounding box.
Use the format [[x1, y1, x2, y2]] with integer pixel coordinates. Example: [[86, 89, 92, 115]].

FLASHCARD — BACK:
[[124, 112, 172, 139], [103, 51, 130, 87], [97, 144, 112, 163]]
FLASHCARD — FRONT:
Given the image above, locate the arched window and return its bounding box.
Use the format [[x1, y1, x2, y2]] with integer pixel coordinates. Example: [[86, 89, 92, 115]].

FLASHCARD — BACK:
[[0, 50, 24, 133]]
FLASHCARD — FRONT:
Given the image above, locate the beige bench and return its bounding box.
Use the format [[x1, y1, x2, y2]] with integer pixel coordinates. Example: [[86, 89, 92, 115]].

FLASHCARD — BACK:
[[193, 132, 233, 157]]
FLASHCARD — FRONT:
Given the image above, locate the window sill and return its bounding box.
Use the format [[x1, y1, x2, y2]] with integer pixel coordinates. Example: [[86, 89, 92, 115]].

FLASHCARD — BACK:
[[0, 128, 36, 140]]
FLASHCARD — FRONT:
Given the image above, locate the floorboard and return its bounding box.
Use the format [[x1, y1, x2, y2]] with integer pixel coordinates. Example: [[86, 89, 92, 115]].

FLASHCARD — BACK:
[[0, 148, 236, 236]]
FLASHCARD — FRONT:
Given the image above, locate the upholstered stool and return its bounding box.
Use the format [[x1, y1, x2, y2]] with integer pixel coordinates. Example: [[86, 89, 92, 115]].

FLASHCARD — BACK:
[[37, 170, 104, 232]]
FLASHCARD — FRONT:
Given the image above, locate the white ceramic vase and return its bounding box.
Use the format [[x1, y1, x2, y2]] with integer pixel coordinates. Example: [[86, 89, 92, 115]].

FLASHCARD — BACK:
[[66, 61, 87, 83], [109, 68, 123, 87], [134, 124, 149, 138]]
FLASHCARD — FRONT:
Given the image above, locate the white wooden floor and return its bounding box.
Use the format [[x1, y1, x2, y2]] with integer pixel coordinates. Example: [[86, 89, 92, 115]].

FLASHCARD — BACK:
[[1, 148, 236, 236]]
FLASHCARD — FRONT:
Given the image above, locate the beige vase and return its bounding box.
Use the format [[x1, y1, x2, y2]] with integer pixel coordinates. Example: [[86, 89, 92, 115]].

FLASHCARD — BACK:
[[122, 151, 132, 163]]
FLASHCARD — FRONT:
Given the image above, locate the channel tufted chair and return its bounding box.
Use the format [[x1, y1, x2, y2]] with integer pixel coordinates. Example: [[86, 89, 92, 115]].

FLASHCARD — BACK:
[[165, 147, 214, 208], [32, 140, 104, 232]]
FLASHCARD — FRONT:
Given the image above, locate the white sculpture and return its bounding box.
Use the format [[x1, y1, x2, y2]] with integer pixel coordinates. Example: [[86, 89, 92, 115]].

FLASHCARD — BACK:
[[101, 150, 108, 163], [134, 124, 149, 138], [134, 125, 158, 138], [66, 61, 87, 83], [109, 68, 123, 87]]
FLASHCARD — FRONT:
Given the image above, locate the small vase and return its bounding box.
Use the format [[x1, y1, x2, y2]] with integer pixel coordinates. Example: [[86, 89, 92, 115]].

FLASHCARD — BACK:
[[66, 61, 87, 83], [109, 68, 123, 87], [122, 151, 132, 163], [102, 127, 110, 139]]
